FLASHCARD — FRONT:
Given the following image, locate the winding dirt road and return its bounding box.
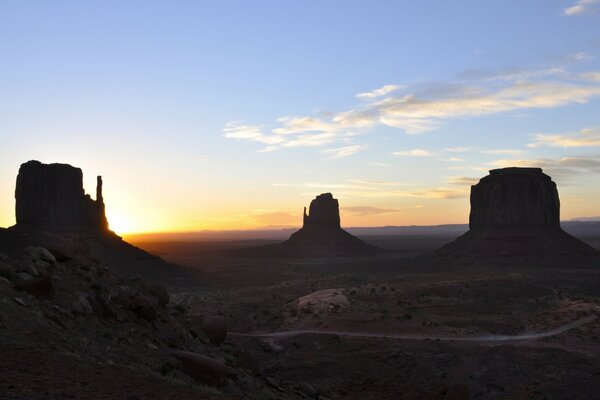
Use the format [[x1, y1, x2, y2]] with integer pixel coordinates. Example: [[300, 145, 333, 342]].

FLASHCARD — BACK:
[[231, 315, 597, 343]]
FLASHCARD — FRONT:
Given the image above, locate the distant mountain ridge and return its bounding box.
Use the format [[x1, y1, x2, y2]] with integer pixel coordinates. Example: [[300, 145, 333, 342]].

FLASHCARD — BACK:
[[126, 221, 600, 242]]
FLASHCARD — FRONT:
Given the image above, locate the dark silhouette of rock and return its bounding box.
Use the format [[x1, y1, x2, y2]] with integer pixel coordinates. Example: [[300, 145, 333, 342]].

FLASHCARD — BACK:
[[172, 351, 237, 386], [283, 193, 378, 256], [15, 160, 108, 230], [201, 316, 228, 346], [469, 167, 559, 229], [436, 167, 598, 265], [303, 193, 341, 228], [14, 277, 53, 298]]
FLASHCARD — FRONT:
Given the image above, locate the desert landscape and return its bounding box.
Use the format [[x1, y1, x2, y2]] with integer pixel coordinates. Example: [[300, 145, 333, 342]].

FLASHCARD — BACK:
[[2, 2, 600, 399], [1, 161, 600, 399]]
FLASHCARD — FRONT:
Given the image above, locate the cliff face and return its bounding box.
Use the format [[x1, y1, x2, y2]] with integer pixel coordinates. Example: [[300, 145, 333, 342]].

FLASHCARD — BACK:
[[469, 168, 560, 230], [15, 160, 108, 230], [303, 193, 341, 228]]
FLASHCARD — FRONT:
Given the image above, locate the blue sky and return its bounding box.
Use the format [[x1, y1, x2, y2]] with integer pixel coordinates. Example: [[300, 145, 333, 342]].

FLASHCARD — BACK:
[[1, 1, 599, 233]]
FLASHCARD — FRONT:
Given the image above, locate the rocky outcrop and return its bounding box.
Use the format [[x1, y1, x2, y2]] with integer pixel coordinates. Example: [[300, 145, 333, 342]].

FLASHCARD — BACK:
[[15, 160, 108, 230], [435, 167, 598, 265], [469, 168, 560, 229]]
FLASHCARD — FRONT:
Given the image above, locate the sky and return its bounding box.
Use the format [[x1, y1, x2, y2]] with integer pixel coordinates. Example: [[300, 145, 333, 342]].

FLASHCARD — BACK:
[[1, 0, 600, 234]]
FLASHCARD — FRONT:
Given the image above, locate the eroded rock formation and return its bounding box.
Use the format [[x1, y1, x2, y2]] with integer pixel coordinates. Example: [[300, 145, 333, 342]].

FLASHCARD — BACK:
[[284, 193, 377, 255], [15, 160, 108, 230], [469, 167, 560, 229], [436, 167, 598, 264], [303, 193, 341, 228]]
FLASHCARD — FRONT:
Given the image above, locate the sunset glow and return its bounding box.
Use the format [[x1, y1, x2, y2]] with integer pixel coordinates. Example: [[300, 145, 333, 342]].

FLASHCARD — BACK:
[[1, 1, 599, 234]]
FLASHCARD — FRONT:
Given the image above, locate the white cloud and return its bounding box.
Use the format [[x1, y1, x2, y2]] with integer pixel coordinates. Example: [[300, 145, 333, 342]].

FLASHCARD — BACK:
[[356, 84, 401, 99], [564, 0, 600, 15], [528, 127, 600, 148], [342, 206, 405, 216], [274, 180, 468, 199], [489, 155, 600, 181], [272, 116, 336, 135], [446, 176, 480, 186], [224, 65, 600, 153], [322, 144, 366, 159], [223, 122, 283, 145], [445, 157, 466, 162], [282, 132, 337, 148], [446, 147, 474, 153], [482, 149, 525, 155], [392, 149, 436, 157], [582, 71, 600, 82], [568, 52, 594, 62]]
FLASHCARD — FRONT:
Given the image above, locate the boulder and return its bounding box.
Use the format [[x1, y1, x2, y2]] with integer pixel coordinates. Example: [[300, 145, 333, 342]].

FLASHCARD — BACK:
[[88, 293, 116, 319], [71, 294, 94, 316], [25, 247, 56, 264], [130, 293, 158, 321], [201, 316, 228, 346], [40, 235, 74, 260], [0, 261, 15, 281], [14, 277, 53, 297], [172, 351, 237, 386]]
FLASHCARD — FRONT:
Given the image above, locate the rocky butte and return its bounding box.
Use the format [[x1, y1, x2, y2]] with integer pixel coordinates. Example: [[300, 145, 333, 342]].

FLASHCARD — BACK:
[[15, 160, 108, 231], [436, 167, 598, 265], [2, 160, 178, 280], [283, 193, 377, 255]]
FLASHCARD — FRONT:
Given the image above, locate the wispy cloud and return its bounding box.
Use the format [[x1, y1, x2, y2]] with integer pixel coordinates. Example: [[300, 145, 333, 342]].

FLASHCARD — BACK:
[[224, 65, 600, 152], [342, 206, 405, 216], [392, 149, 436, 157], [446, 176, 480, 186], [482, 149, 525, 155], [564, 0, 600, 16], [528, 127, 600, 148], [446, 147, 474, 153], [223, 122, 283, 145], [568, 52, 594, 62], [356, 84, 401, 99], [445, 157, 467, 163], [274, 180, 467, 199], [582, 71, 600, 82], [322, 144, 366, 159], [489, 155, 600, 181]]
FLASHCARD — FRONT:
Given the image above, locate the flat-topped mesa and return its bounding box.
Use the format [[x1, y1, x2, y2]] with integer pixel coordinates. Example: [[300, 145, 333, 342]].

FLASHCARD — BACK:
[[435, 166, 598, 264], [303, 193, 341, 228], [469, 167, 560, 230], [15, 160, 108, 230]]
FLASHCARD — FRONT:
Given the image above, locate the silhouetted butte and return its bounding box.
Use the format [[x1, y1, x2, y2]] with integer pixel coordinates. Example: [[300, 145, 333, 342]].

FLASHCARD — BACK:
[[436, 167, 598, 265], [282, 193, 377, 256]]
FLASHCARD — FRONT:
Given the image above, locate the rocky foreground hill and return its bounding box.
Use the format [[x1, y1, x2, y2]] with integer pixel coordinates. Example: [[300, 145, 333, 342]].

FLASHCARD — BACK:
[[0, 161, 313, 399]]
